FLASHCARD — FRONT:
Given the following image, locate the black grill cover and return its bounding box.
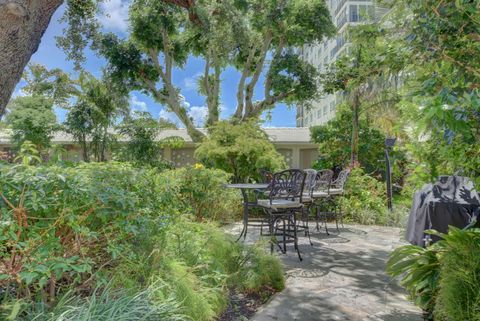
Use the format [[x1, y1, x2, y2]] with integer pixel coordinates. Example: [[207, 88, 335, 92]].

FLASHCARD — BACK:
[[406, 176, 480, 247]]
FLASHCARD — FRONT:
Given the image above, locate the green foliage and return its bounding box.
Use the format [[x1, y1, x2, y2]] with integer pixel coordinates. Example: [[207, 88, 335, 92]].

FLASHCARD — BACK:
[[433, 228, 480, 321], [6, 96, 58, 150], [387, 244, 440, 316], [116, 111, 181, 168], [64, 72, 129, 162], [57, 0, 101, 71], [339, 168, 388, 225], [96, 0, 335, 135], [14, 141, 42, 166], [388, 228, 480, 320], [195, 121, 286, 182], [0, 162, 280, 321], [149, 220, 284, 321], [310, 109, 386, 173], [0, 162, 168, 302], [2, 284, 187, 321], [21, 64, 77, 107], [389, 0, 480, 186], [157, 166, 240, 222]]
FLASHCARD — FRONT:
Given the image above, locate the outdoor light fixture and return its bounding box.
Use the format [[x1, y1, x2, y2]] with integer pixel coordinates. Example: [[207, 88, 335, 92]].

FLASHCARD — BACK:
[[385, 138, 396, 211]]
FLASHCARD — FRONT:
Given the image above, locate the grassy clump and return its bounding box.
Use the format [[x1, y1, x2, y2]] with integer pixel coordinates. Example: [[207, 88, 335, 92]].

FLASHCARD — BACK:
[[0, 163, 284, 321], [434, 228, 480, 321], [148, 221, 285, 321]]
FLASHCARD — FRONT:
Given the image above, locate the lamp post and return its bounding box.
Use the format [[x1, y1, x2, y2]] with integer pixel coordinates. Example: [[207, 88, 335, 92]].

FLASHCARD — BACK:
[[385, 138, 396, 211]]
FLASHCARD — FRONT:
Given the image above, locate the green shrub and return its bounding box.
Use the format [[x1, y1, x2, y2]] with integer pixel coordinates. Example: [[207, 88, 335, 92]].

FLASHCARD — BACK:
[[339, 168, 388, 225], [156, 166, 241, 222], [387, 244, 440, 317], [433, 228, 480, 321], [388, 228, 480, 321], [310, 110, 386, 174], [195, 121, 286, 182], [2, 284, 188, 321], [0, 163, 282, 321], [146, 221, 285, 321], [0, 162, 170, 302]]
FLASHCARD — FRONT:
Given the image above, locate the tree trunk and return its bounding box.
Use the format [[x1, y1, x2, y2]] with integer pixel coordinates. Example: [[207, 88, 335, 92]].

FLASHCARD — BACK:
[[0, 0, 63, 118], [350, 89, 360, 168]]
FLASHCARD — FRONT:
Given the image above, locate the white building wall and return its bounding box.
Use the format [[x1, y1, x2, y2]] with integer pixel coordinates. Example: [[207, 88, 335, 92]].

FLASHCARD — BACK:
[[297, 0, 377, 127]]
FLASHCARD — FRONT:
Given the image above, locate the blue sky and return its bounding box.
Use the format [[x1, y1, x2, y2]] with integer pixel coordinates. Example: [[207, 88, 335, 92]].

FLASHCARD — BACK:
[[14, 1, 297, 128]]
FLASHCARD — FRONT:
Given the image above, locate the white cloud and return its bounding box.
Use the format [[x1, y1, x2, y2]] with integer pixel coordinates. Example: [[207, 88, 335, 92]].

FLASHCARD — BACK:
[[159, 109, 181, 126], [100, 0, 130, 33], [159, 97, 208, 128], [130, 94, 147, 111], [12, 88, 27, 99], [188, 106, 208, 127], [183, 72, 203, 91]]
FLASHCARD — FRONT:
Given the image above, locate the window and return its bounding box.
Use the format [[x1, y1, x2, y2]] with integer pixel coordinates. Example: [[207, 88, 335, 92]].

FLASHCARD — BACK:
[[330, 102, 336, 112], [323, 106, 328, 116], [349, 5, 359, 22]]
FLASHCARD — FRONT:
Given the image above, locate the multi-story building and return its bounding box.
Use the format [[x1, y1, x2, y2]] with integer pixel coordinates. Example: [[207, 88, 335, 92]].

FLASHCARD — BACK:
[[296, 0, 383, 127]]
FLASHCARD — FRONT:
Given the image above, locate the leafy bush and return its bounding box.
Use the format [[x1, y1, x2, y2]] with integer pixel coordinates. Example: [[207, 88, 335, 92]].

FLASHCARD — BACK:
[[156, 165, 241, 222], [0, 162, 170, 303], [310, 110, 386, 174], [6, 95, 58, 151], [339, 168, 388, 225], [388, 228, 480, 321], [149, 221, 285, 321], [195, 121, 286, 182], [2, 284, 188, 321], [0, 162, 281, 321], [115, 111, 182, 169], [387, 244, 440, 318], [433, 228, 480, 321]]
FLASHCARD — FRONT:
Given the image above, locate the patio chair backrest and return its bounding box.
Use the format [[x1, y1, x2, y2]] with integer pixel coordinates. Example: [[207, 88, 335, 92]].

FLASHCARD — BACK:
[[314, 169, 334, 192], [304, 169, 318, 195], [269, 169, 306, 202], [331, 169, 350, 191]]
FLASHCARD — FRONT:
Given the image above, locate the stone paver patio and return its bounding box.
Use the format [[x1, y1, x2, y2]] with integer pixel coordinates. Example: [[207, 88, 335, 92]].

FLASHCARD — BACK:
[[227, 224, 423, 321]]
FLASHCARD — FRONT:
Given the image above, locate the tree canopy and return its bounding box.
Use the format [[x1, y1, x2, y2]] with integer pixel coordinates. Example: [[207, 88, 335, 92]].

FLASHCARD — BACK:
[[95, 0, 335, 141]]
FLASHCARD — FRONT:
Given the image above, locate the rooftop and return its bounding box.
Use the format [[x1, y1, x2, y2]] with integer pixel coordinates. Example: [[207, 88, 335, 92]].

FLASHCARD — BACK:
[[0, 127, 314, 145]]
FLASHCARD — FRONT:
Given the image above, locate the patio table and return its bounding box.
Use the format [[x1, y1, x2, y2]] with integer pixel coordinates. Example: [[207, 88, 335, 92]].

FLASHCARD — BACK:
[[225, 183, 270, 241]]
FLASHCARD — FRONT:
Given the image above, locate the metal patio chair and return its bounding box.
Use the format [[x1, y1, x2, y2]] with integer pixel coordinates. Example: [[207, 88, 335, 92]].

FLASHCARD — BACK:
[[296, 169, 317, 245], [313, 169, 349, 234], [258, 169, 306, 261]]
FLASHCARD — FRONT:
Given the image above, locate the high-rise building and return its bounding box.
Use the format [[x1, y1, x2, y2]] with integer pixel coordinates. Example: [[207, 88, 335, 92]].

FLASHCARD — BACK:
[[296, 0, 384, 127]]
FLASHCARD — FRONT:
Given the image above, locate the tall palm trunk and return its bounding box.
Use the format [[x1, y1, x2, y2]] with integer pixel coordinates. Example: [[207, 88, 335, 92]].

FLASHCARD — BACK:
[[350, 89, 360, 168]]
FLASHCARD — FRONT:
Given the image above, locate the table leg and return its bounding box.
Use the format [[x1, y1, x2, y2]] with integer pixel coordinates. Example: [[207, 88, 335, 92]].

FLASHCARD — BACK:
[[236, 189, 249, 242]]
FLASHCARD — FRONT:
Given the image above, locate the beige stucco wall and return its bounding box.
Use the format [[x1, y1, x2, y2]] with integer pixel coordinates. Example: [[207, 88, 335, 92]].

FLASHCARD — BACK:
[[0, 142, 319, 169], [162, 143, 318, 169]]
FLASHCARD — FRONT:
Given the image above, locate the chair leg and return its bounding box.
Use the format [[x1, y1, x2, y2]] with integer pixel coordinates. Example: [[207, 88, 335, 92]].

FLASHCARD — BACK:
[[322, 211, 330, 235], [293, 211, 302, 261], [315, 205, 320, 231], [339, 202, 345, 228], [282, 218, 287, 253], [335, 206, 339, 232], [304, 208, 313, 246], [269, 215, 274, 254]]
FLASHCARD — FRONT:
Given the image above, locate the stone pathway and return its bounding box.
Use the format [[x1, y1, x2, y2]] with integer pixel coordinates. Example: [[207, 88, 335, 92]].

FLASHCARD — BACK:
[[227, 224, 422, 321]]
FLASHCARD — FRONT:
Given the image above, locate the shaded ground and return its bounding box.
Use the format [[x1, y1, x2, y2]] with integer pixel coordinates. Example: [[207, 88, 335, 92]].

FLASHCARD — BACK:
[[226, 224, 422, 321]]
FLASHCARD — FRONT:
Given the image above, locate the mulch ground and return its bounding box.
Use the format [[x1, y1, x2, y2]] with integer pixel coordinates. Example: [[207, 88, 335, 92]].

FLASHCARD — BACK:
[[218, 287, 276, 321]]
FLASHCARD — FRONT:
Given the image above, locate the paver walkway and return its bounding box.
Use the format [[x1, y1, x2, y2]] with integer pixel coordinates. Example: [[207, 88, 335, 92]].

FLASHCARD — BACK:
[[228, 224, 422, 321]]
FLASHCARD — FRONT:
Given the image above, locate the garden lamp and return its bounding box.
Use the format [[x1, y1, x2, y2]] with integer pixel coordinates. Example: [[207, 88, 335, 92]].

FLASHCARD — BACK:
[[385, 138, 396, 211]]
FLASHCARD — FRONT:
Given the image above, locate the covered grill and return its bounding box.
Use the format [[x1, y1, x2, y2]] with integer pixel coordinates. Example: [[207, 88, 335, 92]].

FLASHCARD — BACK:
[[406, 175, 480, 247]]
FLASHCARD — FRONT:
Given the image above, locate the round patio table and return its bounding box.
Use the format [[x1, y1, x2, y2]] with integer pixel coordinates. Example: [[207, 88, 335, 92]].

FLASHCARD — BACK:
[[225, 183, 270, 241]]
